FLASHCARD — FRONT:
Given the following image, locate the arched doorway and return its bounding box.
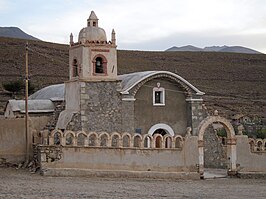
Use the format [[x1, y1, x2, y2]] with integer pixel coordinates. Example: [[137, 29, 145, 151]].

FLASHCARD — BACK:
[[148, 123, 174, 136], [148, 123, 174, 148], [197, 114, 237, 178]]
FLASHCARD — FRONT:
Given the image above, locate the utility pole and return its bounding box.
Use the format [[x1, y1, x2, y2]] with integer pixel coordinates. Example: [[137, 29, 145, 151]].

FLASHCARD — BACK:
[[25, 42, 30, 165]]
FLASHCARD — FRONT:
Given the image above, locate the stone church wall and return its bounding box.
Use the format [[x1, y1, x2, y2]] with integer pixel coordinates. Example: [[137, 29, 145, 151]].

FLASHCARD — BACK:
[[121, 100, 135, 133], [80, 81, 122, 132]]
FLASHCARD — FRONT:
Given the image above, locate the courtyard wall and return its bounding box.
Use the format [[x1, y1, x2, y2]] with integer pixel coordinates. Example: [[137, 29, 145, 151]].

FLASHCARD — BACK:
[[0, 117, 50, 163], [236, 135, 266, 172]]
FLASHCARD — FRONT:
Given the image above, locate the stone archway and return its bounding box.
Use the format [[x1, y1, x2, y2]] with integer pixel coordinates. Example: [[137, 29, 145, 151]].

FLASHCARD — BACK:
[[197, 113, 237, 178]]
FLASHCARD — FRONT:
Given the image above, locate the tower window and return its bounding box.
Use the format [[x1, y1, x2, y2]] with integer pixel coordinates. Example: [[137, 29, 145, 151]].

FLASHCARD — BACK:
[[153, 83, 165, 106], [93, 22, 96, 26], [93, 55, 107, 76], [95, 57, 104, 73], [72, 59, 79, 77]]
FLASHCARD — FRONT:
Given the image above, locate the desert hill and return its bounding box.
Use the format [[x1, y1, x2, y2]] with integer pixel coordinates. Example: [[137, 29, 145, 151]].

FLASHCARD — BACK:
[[0, 27, 40, 41], [0, 37, 265, 118]]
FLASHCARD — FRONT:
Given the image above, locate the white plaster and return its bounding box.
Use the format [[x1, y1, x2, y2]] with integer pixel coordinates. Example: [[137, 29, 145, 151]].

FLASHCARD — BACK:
[[185, 98, 203, 102], [148, 123, 175, 136], [119, 71, 205, 95], [122, 98, 136, 101]]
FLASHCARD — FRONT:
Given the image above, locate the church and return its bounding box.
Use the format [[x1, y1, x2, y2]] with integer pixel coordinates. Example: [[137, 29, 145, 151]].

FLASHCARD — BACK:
[[17, 11, 205, 137], [5, 11, 205, 137], [3, 11, 265, 179]]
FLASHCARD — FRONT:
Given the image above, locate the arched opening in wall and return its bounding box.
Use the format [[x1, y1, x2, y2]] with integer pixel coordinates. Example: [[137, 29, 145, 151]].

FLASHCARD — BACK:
[[153, 129, 166, 148], [100, 134, 108, 147], [72, 59, 79, 77], [122, 135, 130, 147], [93, 55, 107, 75], [175, 137, 182, 148], [203, 124, 227, 169], [198, 116, 237, 179], [88, 134, 97, 146], [133, 135, 141, 147], [77, 133, 86, 146], [144, 136, 152, 148], [54, 132, 61, 145], [153, 128, 167, 136], [66, 133, 74, 145], [165, 137, 172, 148], [257, 141, 263, 151], [154, 136, 162, 148], [148, 124, 175, 148], [111, 134, 119, 147]]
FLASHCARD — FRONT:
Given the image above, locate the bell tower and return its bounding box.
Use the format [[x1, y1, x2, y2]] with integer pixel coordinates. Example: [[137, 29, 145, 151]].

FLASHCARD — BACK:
[[61, 11, 122, 133], [69, 11, 117, 81]]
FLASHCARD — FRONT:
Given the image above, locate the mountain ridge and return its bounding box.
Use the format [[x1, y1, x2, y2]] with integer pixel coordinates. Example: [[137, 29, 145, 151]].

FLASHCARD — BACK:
[[166, 45, 262, 54], [0, 27, 40, 41]]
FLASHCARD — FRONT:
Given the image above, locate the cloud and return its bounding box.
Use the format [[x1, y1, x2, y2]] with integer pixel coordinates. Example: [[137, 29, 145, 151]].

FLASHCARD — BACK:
[[1, 0, 266, 53], [0, 0, 11, 12]]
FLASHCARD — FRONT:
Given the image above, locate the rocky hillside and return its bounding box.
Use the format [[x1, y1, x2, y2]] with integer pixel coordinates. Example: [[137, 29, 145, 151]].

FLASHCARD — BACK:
[[0, 37, 266, 118]]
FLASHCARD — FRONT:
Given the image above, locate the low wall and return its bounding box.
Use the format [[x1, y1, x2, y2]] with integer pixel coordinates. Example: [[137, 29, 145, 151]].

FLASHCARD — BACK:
[[0, 117, 50, 163], [38, 136, 200, 178], [236, 135, 266, 172], [0, 118, 25, 163]]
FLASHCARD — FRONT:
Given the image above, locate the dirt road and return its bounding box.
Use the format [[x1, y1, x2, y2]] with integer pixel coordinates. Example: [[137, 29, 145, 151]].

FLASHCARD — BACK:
[[0, 168, 265, 199]]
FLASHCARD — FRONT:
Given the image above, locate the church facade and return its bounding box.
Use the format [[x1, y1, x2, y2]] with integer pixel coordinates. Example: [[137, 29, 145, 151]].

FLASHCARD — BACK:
[[56, 11, 205, 137]]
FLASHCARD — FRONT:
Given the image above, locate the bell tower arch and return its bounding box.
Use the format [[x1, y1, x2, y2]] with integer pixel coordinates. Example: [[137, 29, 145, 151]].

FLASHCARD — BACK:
[[69, 11, 117, 81]]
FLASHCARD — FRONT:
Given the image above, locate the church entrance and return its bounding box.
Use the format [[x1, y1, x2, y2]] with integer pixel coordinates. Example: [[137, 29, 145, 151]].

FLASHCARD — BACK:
[[148, 123, 174, 136], [153, 128, 167, 136], [148, 123, 175, 148]]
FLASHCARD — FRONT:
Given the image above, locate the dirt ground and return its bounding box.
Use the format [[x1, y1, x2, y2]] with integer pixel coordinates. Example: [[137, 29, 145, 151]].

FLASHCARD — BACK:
[[0, 167, 265, 199]]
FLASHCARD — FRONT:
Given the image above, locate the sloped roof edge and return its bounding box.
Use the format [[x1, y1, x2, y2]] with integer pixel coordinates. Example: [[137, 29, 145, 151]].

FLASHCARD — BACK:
[[118, 71, 205, 95]]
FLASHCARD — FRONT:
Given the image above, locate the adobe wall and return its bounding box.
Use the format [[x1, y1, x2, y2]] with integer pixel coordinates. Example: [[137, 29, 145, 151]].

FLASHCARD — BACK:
[[37, 133, 200, 178], [236, 135, 266, 172], [0, 117, 50, 163], [134, 78, 188, 136]]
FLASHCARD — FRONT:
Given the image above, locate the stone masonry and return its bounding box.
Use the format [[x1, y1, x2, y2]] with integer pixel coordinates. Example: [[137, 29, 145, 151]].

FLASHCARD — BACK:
[[80, 81, 122, 132], [203, 125, 227, 168]]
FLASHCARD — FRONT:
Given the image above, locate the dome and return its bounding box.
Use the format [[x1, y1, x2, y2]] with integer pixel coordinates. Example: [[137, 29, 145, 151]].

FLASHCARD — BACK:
[[78, 26, 107, 42], [78, 11, 107, 43]]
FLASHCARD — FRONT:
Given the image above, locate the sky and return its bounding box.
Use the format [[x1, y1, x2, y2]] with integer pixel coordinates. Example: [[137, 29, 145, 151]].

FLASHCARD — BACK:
[[1, 0, 266, 53]]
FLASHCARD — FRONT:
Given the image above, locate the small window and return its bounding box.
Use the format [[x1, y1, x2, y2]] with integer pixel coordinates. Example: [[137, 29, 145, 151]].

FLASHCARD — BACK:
[[95, 57, 104, 73], [93, 22, 96, 26], [72, 59, 78, 77], [153, 83, 165, 106], [155, 91, 163, 104]]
